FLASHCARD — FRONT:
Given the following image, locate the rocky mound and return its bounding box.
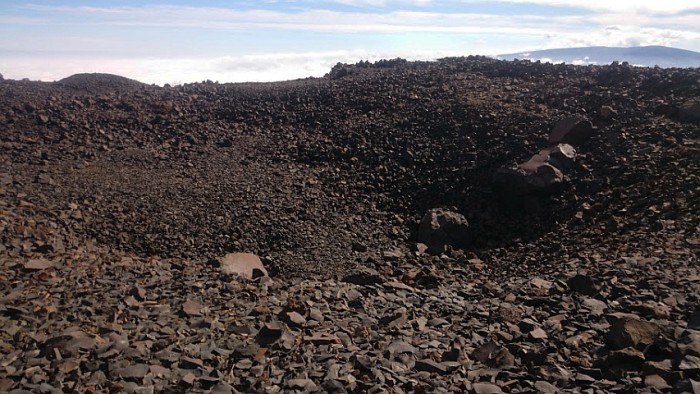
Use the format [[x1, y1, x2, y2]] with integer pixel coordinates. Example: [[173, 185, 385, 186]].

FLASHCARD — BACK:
[[57, 72, 147, 93], [1, 57, 699, 392]]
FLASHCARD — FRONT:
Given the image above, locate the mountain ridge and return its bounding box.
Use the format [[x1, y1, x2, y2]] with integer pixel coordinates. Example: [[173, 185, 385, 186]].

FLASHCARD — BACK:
[[497, 45, 700, 68]]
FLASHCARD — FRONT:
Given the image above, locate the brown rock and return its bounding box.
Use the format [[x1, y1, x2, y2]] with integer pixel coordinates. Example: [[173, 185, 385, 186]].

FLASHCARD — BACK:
[[304, 333, 341, 345], [644, 374, 671, 391], [23, 259, 53, 271], [606, 317, 660, 350], [415, 359, 449, 374], [182, 299, 203, 316], [534, 380, 559, 393], [473, 382, 504, 394], [604, 347, 645, 370], [115, 363, 150, 381], [284, 311, 306, 327]]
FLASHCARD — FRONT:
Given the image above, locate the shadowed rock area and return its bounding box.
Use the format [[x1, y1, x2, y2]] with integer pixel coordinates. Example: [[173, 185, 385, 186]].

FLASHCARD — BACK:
[[1, 57, 699, 392]]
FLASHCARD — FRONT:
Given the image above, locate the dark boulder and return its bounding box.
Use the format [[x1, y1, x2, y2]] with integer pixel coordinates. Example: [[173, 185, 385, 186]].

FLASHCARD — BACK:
[[679, 99, 700, 123], [549, 116, 595, 146], [417, 209, 470, 254]]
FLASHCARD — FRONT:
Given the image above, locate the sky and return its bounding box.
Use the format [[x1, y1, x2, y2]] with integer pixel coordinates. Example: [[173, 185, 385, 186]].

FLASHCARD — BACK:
[[1, 1, 699, 84]]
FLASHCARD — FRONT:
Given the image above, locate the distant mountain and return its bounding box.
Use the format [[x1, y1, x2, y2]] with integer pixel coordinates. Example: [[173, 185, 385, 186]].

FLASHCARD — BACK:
[[497, 46, 700, 68]]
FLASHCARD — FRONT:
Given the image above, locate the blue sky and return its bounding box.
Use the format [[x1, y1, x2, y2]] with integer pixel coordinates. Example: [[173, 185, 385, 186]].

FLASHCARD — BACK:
[[1, 1, 698, 84]]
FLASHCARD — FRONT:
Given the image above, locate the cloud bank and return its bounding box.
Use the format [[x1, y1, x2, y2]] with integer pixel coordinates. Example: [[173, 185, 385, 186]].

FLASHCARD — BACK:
[[1, 2, 698, 83]]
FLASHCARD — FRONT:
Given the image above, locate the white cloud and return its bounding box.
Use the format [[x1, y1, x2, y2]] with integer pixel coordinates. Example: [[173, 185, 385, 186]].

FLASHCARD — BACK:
[[3, 3, 698, 84], [545, 25, 700, 48], [0, 49, 470, 85]]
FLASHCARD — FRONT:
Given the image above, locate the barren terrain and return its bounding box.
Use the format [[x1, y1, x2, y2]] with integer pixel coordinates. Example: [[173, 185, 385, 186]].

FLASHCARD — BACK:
[[1, 57, 699, 393]]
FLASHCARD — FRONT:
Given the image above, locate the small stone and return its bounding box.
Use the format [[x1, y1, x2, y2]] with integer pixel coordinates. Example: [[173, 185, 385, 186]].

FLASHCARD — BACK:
[[530, 277, 553, 290], [382, 249, 404, 260], [304, 333, 341, 345], [181, 372, 196, 386], [182, 299, 203, 316], [530, 327, 548, 339], [605, 347, 645, 370], [415, 359, 448, 375], [257, 322, 285, 345], [341, 268, 383, 285], [285, 311, 306, 327], [351, 241, 368, 252], [473, 382, 504, 394], [680, 355, 700, 371], [115, 363, 150, 381], [582, 298, 607, 314], [210, 382, 235, 394], [534, 380, 559, 393], [287, 378, 317, 390], [23, 259, 53, 271], [644, 375, 671, 391]]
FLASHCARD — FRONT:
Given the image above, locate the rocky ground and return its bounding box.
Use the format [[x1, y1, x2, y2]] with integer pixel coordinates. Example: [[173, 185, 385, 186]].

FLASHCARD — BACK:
[[0, 57, 699, 393]]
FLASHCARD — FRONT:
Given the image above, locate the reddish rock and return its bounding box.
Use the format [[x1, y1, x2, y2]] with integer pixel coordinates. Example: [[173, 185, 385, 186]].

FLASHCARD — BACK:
[[606, 317, 660, 350]]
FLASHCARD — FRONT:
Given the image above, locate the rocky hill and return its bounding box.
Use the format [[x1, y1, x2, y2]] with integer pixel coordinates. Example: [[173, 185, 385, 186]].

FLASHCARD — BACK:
[[0, 57, 699, 393]]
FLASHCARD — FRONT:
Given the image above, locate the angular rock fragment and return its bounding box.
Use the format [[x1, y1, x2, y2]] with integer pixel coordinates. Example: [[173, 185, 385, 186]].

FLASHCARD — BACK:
[[181, 299, 203, 316], [415, 359, 449, 375], [23, 259, 53, 271], [606, 317, 660, 350], [256, 322, 286, 345], [341, 267, 383, 285], [473, 382, 504, 394], [604, 347, 645, 370], [114, 364, 150, 381]]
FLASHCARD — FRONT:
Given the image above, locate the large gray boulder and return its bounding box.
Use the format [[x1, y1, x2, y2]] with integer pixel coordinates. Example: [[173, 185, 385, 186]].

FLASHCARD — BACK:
[[418, 209, 470, 254]]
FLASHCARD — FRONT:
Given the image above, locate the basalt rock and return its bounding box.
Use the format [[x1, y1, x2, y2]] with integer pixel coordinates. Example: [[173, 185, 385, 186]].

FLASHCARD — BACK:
[[680, 99, 700, 123], [549, 116, 595, 146], [417, 208, 470, 254]]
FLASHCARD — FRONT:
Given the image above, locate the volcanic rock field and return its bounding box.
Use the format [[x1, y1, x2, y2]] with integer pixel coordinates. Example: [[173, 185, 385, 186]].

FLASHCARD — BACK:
[[0, 57, 699, 393]]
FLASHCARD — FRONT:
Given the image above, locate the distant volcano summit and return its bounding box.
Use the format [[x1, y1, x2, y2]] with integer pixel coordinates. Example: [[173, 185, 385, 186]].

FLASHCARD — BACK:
[[497, 45, 700, 68]]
